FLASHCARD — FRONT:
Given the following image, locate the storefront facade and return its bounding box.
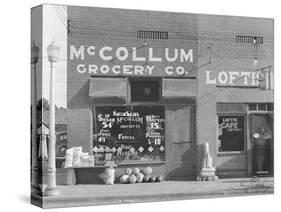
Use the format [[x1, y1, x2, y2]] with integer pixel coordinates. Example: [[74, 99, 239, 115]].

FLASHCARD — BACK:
[[66, 6, 273, 183], [196, 16, 274, 177]]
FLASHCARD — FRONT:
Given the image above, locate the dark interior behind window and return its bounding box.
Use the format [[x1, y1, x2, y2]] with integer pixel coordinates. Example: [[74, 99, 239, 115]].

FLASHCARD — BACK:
[[131, 80, 160, 102], [218, 115, 245, 152]]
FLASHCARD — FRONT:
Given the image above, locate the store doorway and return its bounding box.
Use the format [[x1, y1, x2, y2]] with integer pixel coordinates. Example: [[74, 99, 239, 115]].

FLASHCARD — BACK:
[[165, 105, 195, 180], [249, 113, 273, 176]]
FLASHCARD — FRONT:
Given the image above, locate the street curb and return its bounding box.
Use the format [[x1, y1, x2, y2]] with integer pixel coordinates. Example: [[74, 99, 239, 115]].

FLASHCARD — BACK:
[[33, 186, 273, 208]]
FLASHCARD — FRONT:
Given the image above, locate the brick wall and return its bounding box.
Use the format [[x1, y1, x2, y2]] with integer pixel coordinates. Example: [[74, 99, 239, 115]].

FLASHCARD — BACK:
[[196, 15, 273, 175], [67, 6, 274, 176], [67, 6, 199, 153]]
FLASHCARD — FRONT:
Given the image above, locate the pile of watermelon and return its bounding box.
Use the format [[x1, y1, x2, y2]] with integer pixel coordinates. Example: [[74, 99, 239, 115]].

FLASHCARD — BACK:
[[119, 167, 163, 184]]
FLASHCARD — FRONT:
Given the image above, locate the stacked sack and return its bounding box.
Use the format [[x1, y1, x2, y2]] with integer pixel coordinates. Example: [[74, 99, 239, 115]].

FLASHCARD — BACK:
[[64, 146, 95, 168], [119, 167, 163, 184]]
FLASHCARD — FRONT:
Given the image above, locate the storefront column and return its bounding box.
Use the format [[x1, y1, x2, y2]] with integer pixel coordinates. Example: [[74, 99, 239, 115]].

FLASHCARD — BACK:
[[45, 40, 60, 196], [196, 65, 218, 174], [31, 41, 39, 191]]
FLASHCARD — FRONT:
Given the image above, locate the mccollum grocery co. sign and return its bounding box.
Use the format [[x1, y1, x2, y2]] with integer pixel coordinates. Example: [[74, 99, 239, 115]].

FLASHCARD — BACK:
[[69, 45, 194, 77]]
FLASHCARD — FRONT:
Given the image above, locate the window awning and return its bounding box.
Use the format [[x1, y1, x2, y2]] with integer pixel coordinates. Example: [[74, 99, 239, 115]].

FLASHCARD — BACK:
[[89, 78, 127, 98], [162, 78, 196, 97], [215, 88, 273, 103]]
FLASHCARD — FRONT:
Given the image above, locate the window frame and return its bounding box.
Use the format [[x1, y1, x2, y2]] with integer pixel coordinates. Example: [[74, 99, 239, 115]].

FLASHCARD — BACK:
[[216, 112, 247, 155], [128, 77, 162, 105], [248, 103, 274, 112]]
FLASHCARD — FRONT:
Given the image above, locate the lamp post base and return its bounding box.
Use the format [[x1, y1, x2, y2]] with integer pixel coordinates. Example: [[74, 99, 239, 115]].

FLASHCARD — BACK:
[[31, 185, 43, 196], [44, 187, 60, 196]]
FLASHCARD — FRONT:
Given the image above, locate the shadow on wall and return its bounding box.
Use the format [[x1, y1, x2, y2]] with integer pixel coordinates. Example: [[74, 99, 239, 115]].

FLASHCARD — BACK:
[[166, 139, 273, 180], [216, 146, 273, 179], [68, 80, 92, 110], [166, 146, 195, 181], [165, 105, 197, 181]]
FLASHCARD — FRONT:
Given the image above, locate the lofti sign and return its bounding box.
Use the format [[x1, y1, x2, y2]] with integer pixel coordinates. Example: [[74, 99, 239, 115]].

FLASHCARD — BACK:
[[205, 70, 260, 87]]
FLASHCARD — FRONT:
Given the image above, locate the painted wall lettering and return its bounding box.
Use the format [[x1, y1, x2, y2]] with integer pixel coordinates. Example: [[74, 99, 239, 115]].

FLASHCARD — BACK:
[[205, 70, 260, 87], [69, 45, 194, 77]]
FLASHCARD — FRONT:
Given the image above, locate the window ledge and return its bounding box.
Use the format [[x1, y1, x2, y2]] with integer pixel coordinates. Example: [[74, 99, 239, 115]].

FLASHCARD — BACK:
[[117, 160, 166, 165], [64, 161, 166, 169], [217, 151, 246, 155]]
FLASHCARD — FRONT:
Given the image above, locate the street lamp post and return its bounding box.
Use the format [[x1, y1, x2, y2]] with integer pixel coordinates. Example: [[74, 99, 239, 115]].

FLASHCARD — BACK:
[[45, 39, 60, 196], [31, 41, 40, 193]]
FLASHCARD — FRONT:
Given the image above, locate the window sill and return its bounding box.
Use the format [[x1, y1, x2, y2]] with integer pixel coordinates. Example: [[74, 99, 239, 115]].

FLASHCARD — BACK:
[[117, 160, 166, 165], [217, 151, 246, 155], [64, 160, 166, 169]]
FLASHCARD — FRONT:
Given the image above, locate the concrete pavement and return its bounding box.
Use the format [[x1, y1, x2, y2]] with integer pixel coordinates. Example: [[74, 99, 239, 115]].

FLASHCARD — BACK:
[[31, 177, 274, 208]]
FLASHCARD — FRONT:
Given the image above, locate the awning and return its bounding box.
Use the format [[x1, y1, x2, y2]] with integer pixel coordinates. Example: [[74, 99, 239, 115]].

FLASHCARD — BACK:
[[216, 87, 273, 103], [89, 78, 127, 98], [162, 78, 196, 97]]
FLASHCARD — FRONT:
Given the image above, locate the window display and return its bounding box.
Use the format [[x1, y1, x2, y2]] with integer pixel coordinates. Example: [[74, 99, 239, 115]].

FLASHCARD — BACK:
[[93, 106, 165, 164], [217, 115, 245, 152]]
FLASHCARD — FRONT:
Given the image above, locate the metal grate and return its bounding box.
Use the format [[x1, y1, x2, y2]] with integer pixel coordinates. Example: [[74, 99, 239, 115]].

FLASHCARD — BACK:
[[236, 35, 263, 44], [137, 30, 168, 40]]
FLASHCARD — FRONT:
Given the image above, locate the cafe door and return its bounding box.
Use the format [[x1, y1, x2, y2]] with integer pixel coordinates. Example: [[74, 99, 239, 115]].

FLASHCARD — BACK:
[[249, 113, 273, 176], [165, 105, 195, 180]]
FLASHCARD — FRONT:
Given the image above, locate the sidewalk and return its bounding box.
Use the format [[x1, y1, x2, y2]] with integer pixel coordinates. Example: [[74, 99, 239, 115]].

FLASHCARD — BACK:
[[32, 177, 274, 208]]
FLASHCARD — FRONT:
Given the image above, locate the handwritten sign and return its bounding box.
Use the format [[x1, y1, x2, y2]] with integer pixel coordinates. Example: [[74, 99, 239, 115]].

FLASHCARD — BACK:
[[93, 106, 165, 161], [218, 116, 244, 152]]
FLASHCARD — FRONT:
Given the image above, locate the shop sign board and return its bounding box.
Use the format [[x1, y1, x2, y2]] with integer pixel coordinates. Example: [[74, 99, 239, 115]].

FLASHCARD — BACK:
[[69, 45, 195, 77], [205, 70, 260, 87], [67, 6, 198, 79]]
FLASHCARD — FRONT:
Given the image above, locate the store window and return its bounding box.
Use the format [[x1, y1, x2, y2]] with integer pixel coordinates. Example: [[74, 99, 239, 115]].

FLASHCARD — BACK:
[[130, 79, 160, 102], [93, 106, 165, 165], [217, 115, 245, 152], [248, 103, 274, 112]]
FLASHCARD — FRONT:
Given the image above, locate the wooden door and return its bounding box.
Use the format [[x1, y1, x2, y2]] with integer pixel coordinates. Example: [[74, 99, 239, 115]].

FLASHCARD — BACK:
[[165, 105, 195, 180]]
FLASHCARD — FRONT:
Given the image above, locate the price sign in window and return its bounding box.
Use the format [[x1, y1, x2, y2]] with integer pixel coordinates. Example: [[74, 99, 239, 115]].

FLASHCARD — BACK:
[[217, 115, 245, 152], [93, 106, 165, 163]]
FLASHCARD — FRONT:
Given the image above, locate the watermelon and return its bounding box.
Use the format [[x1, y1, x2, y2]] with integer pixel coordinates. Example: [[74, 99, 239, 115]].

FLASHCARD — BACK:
[[125, 168, 132, 175], [142, 167, 152, 175], [132, 167, 140, 175], [156, 176, 163, 182], [149, 176, 156, 182], [120, 175, 130, 184], [128, 174, 137, 184], [143, 175, 150, 183], [136, 173, 144, 183]]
